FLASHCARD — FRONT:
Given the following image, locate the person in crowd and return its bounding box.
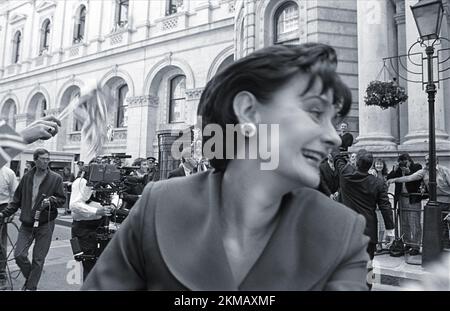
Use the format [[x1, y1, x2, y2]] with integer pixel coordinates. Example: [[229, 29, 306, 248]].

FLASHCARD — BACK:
[[0, 115, 61, 169], [388, 155, 450, 250], [368, 158, 389, 251], [120, 158, 149, 210], [23, 162, 33, 175], [146, 157, 160, 182], [70, 162, 112, 280], [76, 161, 85, 178], [0, 148, 65, 290], [369, 158, 388, 185], [62, 166, 76, 215], [338, 121, 354, 152], [0, 165, 18, 290], [167, 148, 198, 179], [334, 149, 395, 269], [132, 157, 149, 178], [319, 153, 340, 200], [82, 43, 371, 290], [386, 153, 423, 256]]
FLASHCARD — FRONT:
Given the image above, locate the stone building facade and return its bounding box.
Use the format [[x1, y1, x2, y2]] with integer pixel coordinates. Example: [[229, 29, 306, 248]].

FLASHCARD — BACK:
[[0, 0, 359, 176], [1, 0, 448, 176]]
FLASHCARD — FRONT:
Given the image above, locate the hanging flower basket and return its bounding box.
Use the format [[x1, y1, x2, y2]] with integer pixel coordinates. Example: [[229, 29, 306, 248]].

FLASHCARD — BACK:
[[364, 80, 408, 110]]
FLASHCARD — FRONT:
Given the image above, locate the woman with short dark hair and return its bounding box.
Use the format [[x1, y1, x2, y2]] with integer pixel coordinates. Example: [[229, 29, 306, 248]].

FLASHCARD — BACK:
[[83, 43, 370, 290]]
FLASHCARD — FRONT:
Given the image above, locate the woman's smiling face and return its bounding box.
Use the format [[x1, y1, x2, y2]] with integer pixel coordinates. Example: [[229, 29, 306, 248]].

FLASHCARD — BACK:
[[255, 72, 342, 188]]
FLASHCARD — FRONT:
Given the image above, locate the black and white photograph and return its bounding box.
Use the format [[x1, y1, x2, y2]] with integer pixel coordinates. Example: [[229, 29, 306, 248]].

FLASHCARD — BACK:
[[0, 0, 450, 301]]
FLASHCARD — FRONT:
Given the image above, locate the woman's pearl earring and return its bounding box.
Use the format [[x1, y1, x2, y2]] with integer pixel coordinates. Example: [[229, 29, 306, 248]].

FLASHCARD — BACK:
[[240, 122, 257, 138]]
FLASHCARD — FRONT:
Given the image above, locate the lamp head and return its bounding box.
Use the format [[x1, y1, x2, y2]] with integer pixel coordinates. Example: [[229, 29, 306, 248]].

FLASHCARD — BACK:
[[411, 0, 444, 41]]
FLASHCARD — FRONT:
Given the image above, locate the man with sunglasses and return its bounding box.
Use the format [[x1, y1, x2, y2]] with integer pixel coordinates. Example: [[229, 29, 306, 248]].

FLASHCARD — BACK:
[[0, 148, 65, 290]]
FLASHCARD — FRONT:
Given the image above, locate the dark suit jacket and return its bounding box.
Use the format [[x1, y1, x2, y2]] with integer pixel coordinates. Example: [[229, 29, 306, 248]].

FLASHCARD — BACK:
[[386, 163, 423, 204], [82, 170, 370, 290], [320, 160, 339, 195], [335, 155, 394, 243], [167, 166, 186, 179]]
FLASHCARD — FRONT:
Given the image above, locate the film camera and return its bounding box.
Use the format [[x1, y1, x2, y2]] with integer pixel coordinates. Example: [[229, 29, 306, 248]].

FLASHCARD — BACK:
[[71, 154, 145, 262]]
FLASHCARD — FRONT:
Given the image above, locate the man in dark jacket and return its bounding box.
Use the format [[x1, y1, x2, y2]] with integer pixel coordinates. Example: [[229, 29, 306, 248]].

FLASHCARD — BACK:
[[334, 149, 395, 260], [0, 148, 65, 290], [146, 157, 160, 182], [319, 153, 340, 200]]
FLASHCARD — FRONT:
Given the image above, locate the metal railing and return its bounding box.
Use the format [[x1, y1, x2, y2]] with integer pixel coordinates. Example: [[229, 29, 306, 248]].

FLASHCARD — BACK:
[[376, 192, 450, 255]]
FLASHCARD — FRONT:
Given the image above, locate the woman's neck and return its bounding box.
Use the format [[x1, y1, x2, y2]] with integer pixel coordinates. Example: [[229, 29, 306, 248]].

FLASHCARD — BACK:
[[220, 160, 293, 235]]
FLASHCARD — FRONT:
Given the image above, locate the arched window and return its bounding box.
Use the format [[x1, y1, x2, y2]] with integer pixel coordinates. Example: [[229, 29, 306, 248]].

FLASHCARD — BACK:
[[40, 19, 51, 54], [1, 100, 17, 130], [116, 84, 128, 127], [169, 75, 186, 123], [71, 91, 83, 131], [115, 0, 129, 27], [73, 6, 86, 43], [12, 31, 21, 63], [36, 98, 47, 120], [274, 2, 299, 45]]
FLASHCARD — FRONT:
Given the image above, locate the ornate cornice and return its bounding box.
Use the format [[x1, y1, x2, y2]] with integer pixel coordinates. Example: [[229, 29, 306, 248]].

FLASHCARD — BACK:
[[44, 108, 61, 116], [394, 13, 405, 25], [185, 88, 203, 100], [126, 95, 159, 107]]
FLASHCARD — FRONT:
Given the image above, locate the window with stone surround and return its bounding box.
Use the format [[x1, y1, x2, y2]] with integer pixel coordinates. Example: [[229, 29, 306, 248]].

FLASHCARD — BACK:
[[116, 84, 129, 127], [166, 0, 184, 16], [12, 31, 21, 63], [169, 75, 186, 123], [274, 1, 299, 45], [39, 19, 51, 55], [27, 93, 47, 125], [73, 5, 86, 43], [115, 0, 129, 27]]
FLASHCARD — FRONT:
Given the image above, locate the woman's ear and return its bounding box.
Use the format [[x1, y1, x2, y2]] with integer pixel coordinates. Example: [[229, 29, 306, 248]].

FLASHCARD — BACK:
[[232, 91, 261, 125]]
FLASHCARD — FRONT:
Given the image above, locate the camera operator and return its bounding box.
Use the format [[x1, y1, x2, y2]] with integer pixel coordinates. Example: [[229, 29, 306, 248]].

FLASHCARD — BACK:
[[69, 164, 112, 280]]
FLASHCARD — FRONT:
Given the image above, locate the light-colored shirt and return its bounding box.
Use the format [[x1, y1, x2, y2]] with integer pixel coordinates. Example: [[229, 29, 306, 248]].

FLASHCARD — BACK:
[[70, 177, 102, 221], [408, 165, 450, 203], [31, 173, 45, 210], [0, 166, 18, 205]]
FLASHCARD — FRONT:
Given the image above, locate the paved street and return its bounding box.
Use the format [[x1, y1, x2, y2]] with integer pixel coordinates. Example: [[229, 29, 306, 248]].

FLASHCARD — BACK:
[[3, 212, 81, 291]]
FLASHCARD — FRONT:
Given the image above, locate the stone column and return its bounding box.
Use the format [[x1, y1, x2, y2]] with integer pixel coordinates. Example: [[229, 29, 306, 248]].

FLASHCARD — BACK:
[[401, 0, 450, 150], [394, 0, 408, 144], [185, 88, 203, 125], [125, 95, 159, 159], [0, 12, 8, 76], [88, 0, 105, 52], [243, 0, 256, 56], [355, 0, 397, 150], [25, 1, 36, 63]]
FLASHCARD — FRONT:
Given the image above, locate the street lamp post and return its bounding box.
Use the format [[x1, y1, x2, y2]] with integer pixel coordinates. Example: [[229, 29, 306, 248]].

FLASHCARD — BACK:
[[410, 0, 445, 266]]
